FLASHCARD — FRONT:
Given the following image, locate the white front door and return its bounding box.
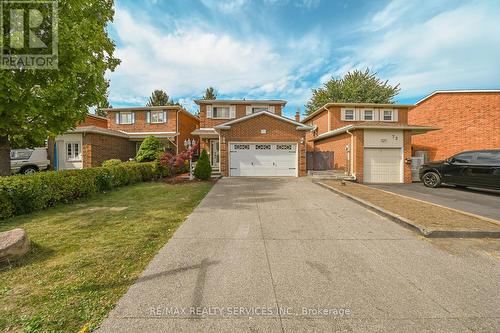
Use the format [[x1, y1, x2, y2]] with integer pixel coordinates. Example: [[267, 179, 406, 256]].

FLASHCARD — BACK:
[[229, 143, 297, 177], [210, 140, 219, 168], [363, 148, 403, 183]]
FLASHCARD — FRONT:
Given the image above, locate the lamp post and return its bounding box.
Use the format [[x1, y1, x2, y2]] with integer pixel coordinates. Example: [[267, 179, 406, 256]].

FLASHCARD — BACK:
[[183, 138, 196, 180]]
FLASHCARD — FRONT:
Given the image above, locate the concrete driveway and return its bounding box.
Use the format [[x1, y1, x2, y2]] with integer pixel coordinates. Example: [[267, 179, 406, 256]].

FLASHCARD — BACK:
[[99, 178, 500, 332], [368, 183, 500, 221]]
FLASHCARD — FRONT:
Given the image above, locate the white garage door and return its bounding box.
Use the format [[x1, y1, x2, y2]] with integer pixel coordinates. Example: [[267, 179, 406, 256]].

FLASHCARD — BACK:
[[363, 148, 402, 183], [230, 143, 297, 177]]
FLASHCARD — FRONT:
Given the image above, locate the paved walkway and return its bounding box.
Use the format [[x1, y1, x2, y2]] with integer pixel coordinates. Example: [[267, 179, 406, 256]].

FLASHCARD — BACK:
[[99, 178, 500, 332]]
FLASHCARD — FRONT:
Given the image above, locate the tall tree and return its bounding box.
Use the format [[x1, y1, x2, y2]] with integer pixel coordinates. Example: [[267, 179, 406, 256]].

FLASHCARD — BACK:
[[202, 87, 217, 100], [305, 69, 400, 114], [147, 89, 177, 106], [0, 0, 120, 175], [96, 96, 112, 117]]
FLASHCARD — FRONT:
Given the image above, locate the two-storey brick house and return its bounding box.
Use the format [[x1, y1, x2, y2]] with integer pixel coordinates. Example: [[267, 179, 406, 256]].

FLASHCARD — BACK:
[[191, 100, 312, 177], [302, 103, 437, 183], [50, 106, 199, 170]]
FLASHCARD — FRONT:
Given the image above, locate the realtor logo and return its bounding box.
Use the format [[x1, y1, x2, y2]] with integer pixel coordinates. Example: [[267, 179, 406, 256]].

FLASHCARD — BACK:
[[1, 0, 58, 69]]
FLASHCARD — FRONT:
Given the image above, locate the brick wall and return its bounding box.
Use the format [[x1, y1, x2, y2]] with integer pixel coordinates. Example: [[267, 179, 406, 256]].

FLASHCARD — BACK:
[[107, 109, 178, 132], [409, 92, 500, 161], [79, 115, 108, 128], [313, 133, 351, 170], [199, 104, 283, 128], [304, 110, 329, 152], [329, 106, 409, 129], [176, 111, 200, 153], [217, 113, 307, 176], [82, 133, 136, 168]]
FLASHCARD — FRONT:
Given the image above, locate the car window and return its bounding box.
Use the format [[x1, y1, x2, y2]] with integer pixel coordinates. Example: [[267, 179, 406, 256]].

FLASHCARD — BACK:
[[10, 150, 32, 160], [475, 151, 500, 165], [453, 152, 474, 163]]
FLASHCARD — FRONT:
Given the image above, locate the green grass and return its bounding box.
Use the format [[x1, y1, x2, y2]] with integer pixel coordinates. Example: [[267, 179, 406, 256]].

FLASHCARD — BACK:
[[0, 181, 212, 333]]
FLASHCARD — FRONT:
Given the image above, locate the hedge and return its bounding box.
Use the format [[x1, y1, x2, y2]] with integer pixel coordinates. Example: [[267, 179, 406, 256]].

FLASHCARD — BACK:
[[0, 162, 164, 221]]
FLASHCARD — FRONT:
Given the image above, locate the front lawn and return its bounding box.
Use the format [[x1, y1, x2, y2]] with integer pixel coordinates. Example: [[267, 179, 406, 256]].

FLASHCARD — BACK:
[[0, 181, 212, 332]]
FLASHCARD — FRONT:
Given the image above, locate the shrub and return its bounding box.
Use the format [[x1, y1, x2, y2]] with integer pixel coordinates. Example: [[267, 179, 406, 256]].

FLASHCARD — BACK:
[[194, 149, 212, 180], [135, 136, 164, 162], [102, 159, 122, 167], [0, 162, 161, 221]]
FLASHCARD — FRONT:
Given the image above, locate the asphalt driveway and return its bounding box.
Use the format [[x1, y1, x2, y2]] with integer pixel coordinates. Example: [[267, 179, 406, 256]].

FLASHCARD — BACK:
[[99, 178, 500, 332], [368, 183, 500, 221]]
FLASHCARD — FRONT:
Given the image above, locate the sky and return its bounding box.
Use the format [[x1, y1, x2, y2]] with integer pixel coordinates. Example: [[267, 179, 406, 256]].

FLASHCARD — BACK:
[[106, 0, 500, 117]]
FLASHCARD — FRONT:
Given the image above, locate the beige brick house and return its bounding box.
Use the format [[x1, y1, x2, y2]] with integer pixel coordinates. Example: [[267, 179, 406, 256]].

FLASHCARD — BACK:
[[192, 100, 312, 177], [50, 106, 199, 170], [302, 103, 437, 183]]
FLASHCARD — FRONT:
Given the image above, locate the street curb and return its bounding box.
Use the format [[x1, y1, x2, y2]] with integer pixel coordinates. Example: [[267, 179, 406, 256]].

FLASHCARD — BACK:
[[315, 181, 500, 239]]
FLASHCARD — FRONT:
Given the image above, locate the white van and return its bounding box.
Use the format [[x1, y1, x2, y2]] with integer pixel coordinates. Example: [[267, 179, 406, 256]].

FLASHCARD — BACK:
[[10, 148, 50, 174]]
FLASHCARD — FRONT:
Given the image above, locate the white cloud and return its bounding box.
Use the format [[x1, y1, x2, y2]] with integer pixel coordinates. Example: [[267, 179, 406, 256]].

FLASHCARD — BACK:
[[200, 0, 249, 13], [337, 1, 500, 99], [108, 6, 327, 110]]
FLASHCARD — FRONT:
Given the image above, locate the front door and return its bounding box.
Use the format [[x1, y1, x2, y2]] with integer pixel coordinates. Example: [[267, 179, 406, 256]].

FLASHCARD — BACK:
[[210, 140, 219, 168]]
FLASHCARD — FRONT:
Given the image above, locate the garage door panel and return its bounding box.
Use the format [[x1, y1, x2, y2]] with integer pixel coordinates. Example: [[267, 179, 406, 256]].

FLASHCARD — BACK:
[[230, 143, 297, 177], [364, 148, 402, 183]]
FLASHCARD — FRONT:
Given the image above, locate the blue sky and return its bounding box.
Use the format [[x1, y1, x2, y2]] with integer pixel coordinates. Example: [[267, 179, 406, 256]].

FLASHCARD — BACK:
[[107, 0, 500, 117]]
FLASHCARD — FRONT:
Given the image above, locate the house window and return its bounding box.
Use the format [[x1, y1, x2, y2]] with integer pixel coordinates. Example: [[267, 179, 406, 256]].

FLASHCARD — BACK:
[[344, 109, 355, 120], [252, 107, 268, 113], [119, 112, 134, 124], [383, 110, 394, 121], [212, 106, 230, 119], [255, 144, 271, 150], [151, 111, 165, 123], [66, 142, 81, 161], [363, 109, 374, 121]]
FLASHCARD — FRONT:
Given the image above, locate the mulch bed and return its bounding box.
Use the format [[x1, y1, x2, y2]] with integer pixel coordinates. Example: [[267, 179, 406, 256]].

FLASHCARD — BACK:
[[321, 180, 500, 232]]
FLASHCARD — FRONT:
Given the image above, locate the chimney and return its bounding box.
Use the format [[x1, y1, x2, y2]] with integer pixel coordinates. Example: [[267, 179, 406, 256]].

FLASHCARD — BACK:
[[295, 107, 301, 122]]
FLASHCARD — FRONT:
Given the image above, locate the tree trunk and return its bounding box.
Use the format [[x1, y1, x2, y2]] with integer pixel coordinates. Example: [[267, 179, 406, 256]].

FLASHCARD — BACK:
[[0, 135, 11, 176]]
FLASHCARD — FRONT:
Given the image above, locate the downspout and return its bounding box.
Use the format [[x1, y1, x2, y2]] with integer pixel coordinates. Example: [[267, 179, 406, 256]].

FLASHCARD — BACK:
[[176, 110, 180, 154], [346, 129, 356, 180]]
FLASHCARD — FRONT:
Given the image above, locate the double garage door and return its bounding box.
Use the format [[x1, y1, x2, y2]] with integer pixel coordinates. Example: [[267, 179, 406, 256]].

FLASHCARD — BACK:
[[363, 148, 403, 183], [229, 143, 297, 177]]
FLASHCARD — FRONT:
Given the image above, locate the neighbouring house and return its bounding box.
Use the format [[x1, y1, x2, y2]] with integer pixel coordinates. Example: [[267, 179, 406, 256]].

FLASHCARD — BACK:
[[49, 106, 199, 170], [409, 90, 500, 161], [302, 103, 438, 183], [191, 100, 312, 177]]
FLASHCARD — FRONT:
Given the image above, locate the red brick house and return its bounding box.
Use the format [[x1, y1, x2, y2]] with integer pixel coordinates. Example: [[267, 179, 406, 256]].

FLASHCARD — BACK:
[[302, 103, 437, 183], [50, 107, 199, 170], [191, 100, 312, 177], [409, 90, 500, 161]]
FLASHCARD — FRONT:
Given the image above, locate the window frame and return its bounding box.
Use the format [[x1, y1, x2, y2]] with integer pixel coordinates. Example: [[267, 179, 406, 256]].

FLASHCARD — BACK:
[[343, 109, 355, 121], [119, 112, 134, 124], [212, 106, 231, 119], [252, 106, 269, 114], [66, 142, 81, 161], [382, 109, 394, 121], [150, 110, 166, 124], [363, 109, 374, 121]]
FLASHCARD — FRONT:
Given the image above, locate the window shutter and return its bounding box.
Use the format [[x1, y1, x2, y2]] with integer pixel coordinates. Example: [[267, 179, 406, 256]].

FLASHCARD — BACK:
[[116, 112, 120, 124], [131, 112, 135, 124], [355, 108, 362, 121], [229, 105, 236, 118], [163, 111, 167, 122], [340, 108, 346, 121], [206, 105, 212, 118], [146, 112, 151, 123], [268, 106, 275, 114], [373, 109, 379, 121], [393, 109, 398, 122], [246, 106, 252, 115]]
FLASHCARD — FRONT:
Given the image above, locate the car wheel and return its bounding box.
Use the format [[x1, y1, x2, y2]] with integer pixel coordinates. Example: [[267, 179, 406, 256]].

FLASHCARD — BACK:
[[21, 166, 38, 174], [422, 171, 441, 188]]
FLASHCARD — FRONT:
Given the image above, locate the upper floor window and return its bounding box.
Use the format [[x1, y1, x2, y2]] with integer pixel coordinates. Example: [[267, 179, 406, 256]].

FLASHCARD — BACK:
[[363, 109, 374, 121], [252, 107, 268, 113], [150, 111, 166, 123], [66, 142, 81, 161], [382, 110, 394, 121], [117, 112, 134, 124], [212, 106, 230, 119], [343, 109, 355, 121]]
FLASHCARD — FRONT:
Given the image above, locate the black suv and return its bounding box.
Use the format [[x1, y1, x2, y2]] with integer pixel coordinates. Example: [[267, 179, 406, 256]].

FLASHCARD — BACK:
[[419, 150, 500, 190]]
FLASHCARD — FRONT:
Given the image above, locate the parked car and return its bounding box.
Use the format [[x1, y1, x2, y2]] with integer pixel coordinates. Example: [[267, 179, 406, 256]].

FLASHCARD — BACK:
[[10, 148, 50, 174], [419, 149, 500, 190]]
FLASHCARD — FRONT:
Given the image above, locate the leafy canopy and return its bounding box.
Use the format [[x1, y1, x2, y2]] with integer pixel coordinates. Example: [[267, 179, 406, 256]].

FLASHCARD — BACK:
[[147, 89, 178, 106], [305, 69, 400, 114], [135, 136, 164, 162]]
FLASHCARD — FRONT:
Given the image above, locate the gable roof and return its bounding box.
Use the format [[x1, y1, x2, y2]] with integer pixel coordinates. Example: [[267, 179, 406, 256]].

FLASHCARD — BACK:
[[415, 90, 500, 105], [195, 99, 287, 106], [301, 102, 414, 124], [213, 111, 312, 131]]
